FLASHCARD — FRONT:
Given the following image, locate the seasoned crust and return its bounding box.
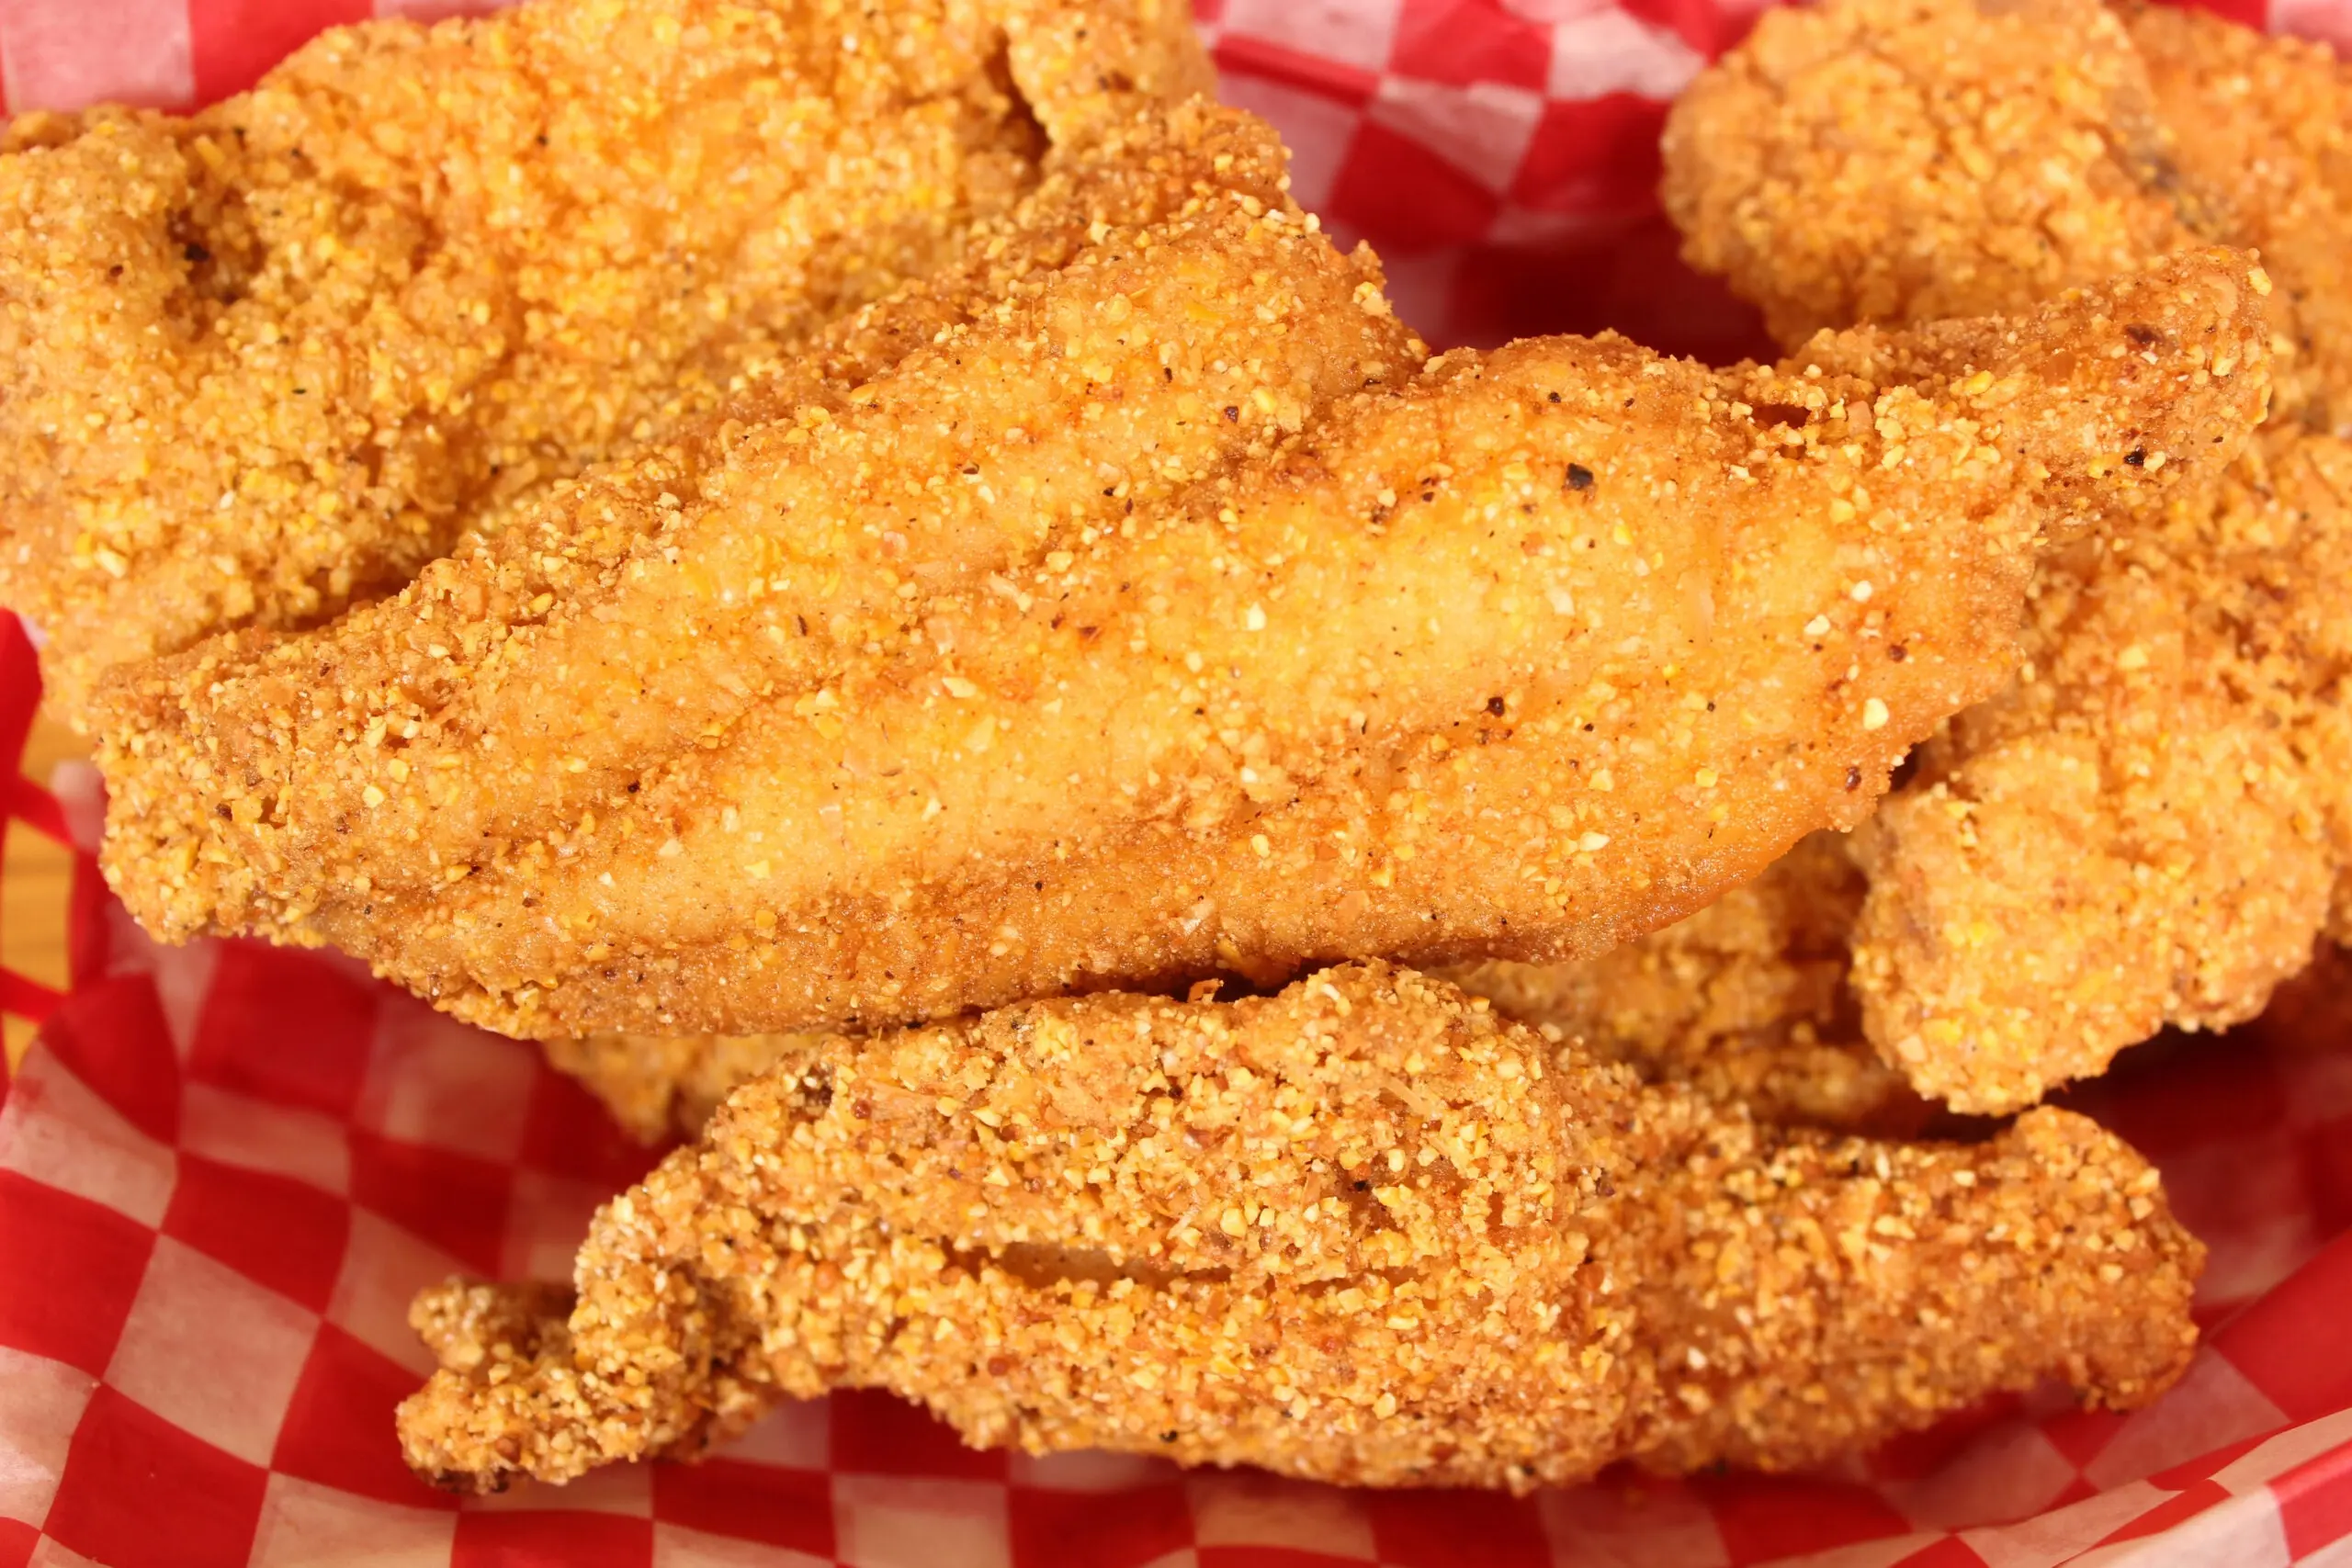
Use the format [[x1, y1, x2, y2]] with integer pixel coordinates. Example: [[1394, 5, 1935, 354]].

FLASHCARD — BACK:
[[1448, 833, 1943, 1134]]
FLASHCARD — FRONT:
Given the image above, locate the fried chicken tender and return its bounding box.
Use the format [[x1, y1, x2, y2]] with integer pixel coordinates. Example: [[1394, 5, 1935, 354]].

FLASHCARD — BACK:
[[0, 0, 1208, 727], [1660, 0, 2352, 1112], [396, 963, 2204, 1495], [1448, 834, 1938, 1134], [97, 243, 2270, 1041]]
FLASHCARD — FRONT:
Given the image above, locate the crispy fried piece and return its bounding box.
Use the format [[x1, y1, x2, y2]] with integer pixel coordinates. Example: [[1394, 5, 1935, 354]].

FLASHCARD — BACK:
[[98, 246, 2270, 1041], [544, 1032, 820, 1144], [1447, 834, 1938, 1134], [1659, 0, 2200, 352], [1660, 0, 2348, 434], [1851, 425, 2352, 1110], [2123, 3, 2352, 434], [397, 964, 2203, 1495], [0, 0, 1208, 727], [1662, 0, 2352, 1112]]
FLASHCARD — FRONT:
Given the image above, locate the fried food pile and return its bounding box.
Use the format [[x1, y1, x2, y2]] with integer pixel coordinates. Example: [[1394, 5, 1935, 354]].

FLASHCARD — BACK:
[[13, 0, 2334, 1506], [1657, 0, 2352, 1113], [400, 964, 2201, 1495], [0, 0, 1207, 727]]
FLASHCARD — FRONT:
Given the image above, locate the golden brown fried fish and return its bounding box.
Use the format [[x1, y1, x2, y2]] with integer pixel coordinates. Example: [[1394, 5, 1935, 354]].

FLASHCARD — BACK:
[[97, 242, 2271, 1042], [1447, 833, 1939, 1134], [398, 964, 2203, 1495]]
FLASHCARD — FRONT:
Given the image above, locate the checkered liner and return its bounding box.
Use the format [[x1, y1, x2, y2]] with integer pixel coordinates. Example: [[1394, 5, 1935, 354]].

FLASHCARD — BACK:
[[3, 1, 2351, 1563]]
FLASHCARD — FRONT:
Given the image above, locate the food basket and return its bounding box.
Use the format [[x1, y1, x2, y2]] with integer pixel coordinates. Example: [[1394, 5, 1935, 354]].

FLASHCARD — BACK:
[[2, 1, 2349, 1562]]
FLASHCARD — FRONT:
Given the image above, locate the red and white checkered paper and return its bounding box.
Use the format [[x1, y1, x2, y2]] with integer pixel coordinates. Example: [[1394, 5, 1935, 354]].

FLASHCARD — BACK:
[[4, 1, 2352, 1563]]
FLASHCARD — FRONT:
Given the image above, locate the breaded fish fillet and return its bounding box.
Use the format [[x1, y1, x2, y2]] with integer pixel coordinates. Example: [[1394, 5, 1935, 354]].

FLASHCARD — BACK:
[[0, 0, 1208, 726], [97, 244, 2271, 1041], [396, 963, 2204, 1495], [1661, 0, 2352, 1112], [557, 839, 1918, 1143]]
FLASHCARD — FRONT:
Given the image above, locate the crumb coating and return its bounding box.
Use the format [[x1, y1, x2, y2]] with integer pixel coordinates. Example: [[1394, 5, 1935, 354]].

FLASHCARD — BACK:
[[0, 0, 1208, 724], [397, 964, 2203, 1494]]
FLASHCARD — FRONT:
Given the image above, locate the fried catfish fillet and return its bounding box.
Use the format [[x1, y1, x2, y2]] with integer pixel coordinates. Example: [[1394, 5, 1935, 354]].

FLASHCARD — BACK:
[[0, 0, 1208, 725], [97, 243, 2270, 1041], [397, 964, 2203, 1495], [1661, 0, 2352, 1111]]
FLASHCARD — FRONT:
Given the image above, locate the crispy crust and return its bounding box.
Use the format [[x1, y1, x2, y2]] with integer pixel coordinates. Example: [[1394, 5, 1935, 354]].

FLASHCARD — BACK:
[[397, 964, 2203, 1494], [0, 0, 1208, 726]]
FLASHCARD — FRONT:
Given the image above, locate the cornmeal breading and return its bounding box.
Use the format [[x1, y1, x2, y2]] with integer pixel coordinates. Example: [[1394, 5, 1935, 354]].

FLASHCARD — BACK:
[[1449, 834, 1939, 1134]]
